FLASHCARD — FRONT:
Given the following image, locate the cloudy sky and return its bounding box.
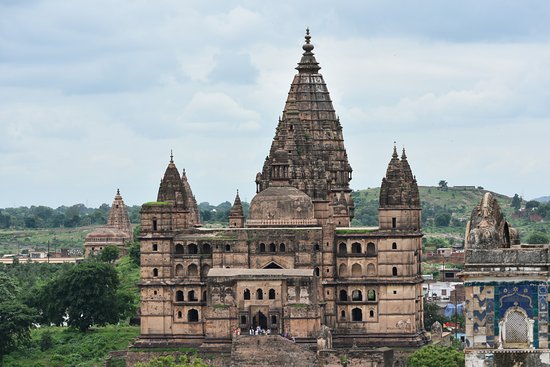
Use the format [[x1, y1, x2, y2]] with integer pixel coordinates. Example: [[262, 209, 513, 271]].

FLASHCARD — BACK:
[[1, 0, 549, 208]]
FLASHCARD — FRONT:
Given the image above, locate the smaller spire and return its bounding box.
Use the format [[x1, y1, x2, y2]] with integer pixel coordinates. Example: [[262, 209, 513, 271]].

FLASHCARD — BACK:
[[402, 146, 407, 160], [392, 142, 398, 159]]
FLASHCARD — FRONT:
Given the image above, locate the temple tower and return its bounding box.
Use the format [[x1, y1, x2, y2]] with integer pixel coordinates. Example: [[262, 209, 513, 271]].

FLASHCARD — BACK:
[[255, 30, 354, 225]]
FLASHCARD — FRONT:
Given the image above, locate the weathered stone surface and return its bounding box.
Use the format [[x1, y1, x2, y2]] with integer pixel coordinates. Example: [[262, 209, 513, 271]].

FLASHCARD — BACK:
[[465, 192, 518, 249], [84, 189, 133, 257]]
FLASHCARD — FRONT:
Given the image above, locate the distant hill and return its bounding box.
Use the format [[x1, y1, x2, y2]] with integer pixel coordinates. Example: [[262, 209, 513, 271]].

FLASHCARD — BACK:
[[352, 186, 549, 244], [352, 185, 512, 226], [533, 196, 550, 203]]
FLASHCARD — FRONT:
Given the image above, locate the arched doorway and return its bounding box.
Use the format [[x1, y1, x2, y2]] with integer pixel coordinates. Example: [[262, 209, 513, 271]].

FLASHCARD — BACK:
[[253, 311, 268, 330]]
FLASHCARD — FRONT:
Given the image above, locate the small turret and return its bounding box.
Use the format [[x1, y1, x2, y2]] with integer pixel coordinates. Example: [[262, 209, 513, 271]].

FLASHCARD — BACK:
[[229, 190, 245, 228], [379, 144, 421, 231]]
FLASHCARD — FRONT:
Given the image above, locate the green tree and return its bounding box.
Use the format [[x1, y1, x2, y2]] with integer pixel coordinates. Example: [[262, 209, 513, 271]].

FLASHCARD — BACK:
[[135, 355, 210, 367], [424, 301, 447, 330], [526, 232, 549, 244], [526, 200, 540, 211], [511, 194, 521, 211], [438, 180, 448, 191], [0, 301, 36, 359], [98, 245, 120, 263], [407, 345, 464, 367], [434, 213, 452, 227], [129, 241, 141, 266], [33, 261, 131, 331], [0, 272, 37, 360]]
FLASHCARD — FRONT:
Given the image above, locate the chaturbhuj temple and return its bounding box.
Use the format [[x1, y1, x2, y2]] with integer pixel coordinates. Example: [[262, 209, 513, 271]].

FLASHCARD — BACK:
[[137, 31, 428, 356]]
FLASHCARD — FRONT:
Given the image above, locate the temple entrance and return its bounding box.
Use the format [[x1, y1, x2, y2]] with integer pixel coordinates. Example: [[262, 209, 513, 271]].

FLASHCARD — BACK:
[[253, 311, 268, 330]]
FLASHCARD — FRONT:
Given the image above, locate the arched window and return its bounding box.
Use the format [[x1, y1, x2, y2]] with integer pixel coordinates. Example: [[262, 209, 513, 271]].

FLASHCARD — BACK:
[[340, 310, 346, 320], [367, 289, 376, 301], [271, 315, 277, 325], [352, 290, 363, 301], [152, 218, 158, 231], [269, 289, 276, 299], [367, 243, 376, 256], [367, 263, 376, 276], [225, 244, 231, 252], [259, 243, 266, 252], [175, 244, 184, 254], [315, 267, 320, 276], [152, 244, 158, 251], [187, 309, 199, 322], [352, 308, 363, 321], [188, 263, 198, 276], [256, 289, 263, 300], [244, 289, 251, 300], [392, 266, 398, 276], [202, 290, 207, 301], [175, 264, 184, 276], [175, 290, 184, 302], [177, 311, 182, 319], [339, 290, 348, 301], [314, 244, 320, 251], [269, 243, 276, 252], [351, 242, 361, 254], [152, 268, 158, 277], [240, 315, 247, 325], [503, 307, 530, 348], [201, 264, 210, 277], [201, 243, 212, 254], [351, 263, 362, 277], [392, 242, 397, 250], [369, 309, 375, 318], [188, 243, 198, 254], [188, 290, 197, 301], [279, 243, 285, 252], [339, 243, 347, 255], [339, 263, 348, 277]]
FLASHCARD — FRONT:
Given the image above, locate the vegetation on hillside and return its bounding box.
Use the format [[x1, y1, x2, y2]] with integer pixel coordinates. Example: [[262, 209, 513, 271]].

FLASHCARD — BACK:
[[406, 345, 464, 367], [2, 325, 139, 367], [0, 253, 141, 364], [352, 186, 550, 246]]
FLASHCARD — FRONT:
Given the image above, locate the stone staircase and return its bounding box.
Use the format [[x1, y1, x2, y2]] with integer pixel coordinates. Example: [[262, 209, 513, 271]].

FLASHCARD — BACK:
[[230, 335, 318, 367]]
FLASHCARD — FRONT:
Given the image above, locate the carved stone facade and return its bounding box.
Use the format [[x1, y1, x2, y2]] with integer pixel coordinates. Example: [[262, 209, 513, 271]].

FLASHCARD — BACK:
[[84, 189, 133, 257], [462, 193, 550, 367], [138, 31, 427, 350]]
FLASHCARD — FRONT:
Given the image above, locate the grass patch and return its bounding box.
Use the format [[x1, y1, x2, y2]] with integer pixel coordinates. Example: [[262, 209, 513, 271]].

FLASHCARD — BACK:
[[142, 202, 171, 206], [2, 325, 139, 367]]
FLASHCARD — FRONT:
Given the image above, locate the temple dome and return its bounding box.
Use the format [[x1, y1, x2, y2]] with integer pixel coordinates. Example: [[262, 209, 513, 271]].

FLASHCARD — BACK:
[[247, 186, 317, 227]]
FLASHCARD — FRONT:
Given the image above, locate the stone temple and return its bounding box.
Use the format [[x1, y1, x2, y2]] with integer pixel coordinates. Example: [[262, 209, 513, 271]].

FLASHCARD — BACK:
[[137, 31, 427, 352], [84, 189, 133, 257], [462, 193, 550, 367]]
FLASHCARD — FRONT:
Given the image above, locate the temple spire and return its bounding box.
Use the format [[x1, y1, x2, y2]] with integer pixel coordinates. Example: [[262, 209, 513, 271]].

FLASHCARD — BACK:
[[296, 28, 320, 74]]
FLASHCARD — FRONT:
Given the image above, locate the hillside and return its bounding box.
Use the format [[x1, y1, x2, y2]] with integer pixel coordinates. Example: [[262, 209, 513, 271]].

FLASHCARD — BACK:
[[352, 186, 550, 246]]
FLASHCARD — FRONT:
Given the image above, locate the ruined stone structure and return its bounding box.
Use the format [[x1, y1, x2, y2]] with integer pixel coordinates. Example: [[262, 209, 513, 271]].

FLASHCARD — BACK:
[[137, 31, 427, 352], [462, 192, 550, 367], [84, 189, 133, 257]]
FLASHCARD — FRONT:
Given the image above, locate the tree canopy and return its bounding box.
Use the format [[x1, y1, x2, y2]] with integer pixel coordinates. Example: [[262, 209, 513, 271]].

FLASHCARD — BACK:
[[98, 245, 120, 263], [0, 272, 36, 360], [135, 355, 210, 367], [406, 345, 464, 367], [30, 261, 132, 331]]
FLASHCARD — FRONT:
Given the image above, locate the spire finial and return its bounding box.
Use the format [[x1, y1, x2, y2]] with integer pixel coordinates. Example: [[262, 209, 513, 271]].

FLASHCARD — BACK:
[[170, 149, 174, 163], [303, 28, 314, 52], [402, 146, 407, 159], [117, 188, 120, 195], [392, 142, 398, 158]]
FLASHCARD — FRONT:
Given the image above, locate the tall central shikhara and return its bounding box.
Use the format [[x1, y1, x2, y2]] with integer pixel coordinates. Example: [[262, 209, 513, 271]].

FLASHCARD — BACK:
[[255, 30, 354, 222]]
